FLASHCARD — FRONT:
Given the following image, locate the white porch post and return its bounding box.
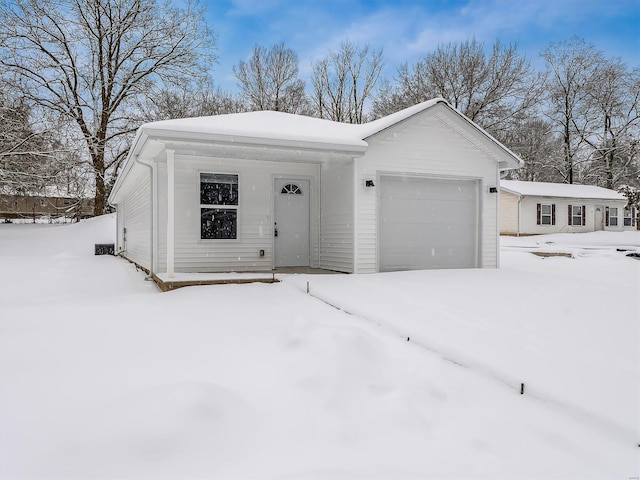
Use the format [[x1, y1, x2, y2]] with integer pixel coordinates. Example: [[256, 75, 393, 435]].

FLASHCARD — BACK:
[[166, 149, 175, 278]]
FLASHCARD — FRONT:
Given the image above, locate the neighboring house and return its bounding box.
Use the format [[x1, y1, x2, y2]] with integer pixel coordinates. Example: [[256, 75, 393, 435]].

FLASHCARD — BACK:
[[499, 180, 637, 236], [108, 98, 522, 276], [0, 194, 94, 221]]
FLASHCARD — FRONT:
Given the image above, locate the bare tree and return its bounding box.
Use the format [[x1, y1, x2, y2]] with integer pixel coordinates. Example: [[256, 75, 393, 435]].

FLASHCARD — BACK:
[[0, 0, 216, 215], [138, 83, 247, 121], [310, 40, 384, 123], [499, 117, 564, 182], [374, 39, 541, 137], [581, 61, 640, 189], [233, 42, 307, 113], [0, 90, 63, 194], [541, 38, 607, 184]]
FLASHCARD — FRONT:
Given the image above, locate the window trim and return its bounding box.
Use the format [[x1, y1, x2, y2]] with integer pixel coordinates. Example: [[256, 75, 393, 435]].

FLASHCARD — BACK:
[[568, 204, 586, 226], [199, 172, 240, 241], [623, 207, 636, 227], [537, 203, 555, 225], [608, 207, 618, 227]]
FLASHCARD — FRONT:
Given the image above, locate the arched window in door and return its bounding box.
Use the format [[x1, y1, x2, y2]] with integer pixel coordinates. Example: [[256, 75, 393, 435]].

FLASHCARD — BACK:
[[280, 183, 302, 195]]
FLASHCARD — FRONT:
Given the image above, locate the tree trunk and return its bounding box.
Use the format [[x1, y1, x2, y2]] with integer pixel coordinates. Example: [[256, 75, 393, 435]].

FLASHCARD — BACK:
[[93, 152, 106, 216]]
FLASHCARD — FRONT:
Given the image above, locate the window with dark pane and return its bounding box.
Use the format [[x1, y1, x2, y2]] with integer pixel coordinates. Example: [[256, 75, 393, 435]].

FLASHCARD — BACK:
[[200, 173, 239, 239], [200, 173, 238, 205], [280, 183, 302, 195], [201, 208, 237, 239]]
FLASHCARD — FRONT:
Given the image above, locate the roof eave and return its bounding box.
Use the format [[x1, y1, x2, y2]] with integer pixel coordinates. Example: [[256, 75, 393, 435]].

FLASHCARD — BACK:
[[108, 129, 149, 205], [107, 126, 367, 205], [499, 188, 626, 201], [141, 126, 368, 155]]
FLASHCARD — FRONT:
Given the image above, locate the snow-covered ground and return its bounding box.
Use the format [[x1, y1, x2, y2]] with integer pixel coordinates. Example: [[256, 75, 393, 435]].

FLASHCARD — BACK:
[[1, 215, 638, 479]]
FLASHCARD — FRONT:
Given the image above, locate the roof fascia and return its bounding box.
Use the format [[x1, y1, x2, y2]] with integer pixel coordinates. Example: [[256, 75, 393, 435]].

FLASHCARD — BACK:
[[108, 129, 149, 204], [360, 99, 446, 141], [438, 105, 524, 170], [512, 192, 626, 202], [141, 126, 368, 155]]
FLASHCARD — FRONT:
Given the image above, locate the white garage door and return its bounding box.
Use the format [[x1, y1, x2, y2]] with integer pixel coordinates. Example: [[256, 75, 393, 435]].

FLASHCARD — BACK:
[[379, 175, 479, 271]]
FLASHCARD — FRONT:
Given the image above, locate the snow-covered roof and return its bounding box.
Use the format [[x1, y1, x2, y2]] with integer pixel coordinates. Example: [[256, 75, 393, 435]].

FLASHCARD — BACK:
[[140, 98, 445, 149], [500, 180, 626, 201], [109, 98, 523, 204]]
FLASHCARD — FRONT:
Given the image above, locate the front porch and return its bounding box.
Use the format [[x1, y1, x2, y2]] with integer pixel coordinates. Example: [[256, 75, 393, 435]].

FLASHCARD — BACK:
[[153, 267, 342, 292]]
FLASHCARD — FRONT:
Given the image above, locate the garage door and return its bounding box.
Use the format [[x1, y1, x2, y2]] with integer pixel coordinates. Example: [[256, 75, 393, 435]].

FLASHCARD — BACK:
[[379, 175, 479, 271]]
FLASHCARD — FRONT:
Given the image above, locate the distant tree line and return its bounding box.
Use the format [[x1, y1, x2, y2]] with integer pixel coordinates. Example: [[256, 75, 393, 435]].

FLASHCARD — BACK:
[[1, 0, 638, 216]]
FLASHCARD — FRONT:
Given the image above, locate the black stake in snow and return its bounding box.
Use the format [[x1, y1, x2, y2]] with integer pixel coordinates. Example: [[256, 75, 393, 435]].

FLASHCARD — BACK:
[[520, 383, 525, 395], [306, 281, 309, 294]]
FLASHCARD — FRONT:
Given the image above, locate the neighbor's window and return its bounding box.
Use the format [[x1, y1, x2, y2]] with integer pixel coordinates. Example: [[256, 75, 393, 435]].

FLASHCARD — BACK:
[[624, 208, 635, 227], [537, 203, 555, 225], [569, 205, 585, 226], [609, 207, 618, 226], [200, 173, 238, 239]]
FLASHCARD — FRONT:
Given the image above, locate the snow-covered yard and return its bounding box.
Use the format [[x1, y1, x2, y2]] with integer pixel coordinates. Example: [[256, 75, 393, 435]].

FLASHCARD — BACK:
[[1, 215, 638, 479]]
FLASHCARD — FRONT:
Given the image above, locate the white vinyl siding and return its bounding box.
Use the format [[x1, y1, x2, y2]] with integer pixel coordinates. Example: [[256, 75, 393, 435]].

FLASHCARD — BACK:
[[320, 160, 354, 273], [117, 169, 151, 269], [354, 106, 497, 272], [499, 190, 520, 235], [159, 154, 320, 273]]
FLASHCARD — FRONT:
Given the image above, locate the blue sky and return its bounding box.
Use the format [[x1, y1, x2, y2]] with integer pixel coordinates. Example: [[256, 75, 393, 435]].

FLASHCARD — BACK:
[[204, 0, 640, 92]]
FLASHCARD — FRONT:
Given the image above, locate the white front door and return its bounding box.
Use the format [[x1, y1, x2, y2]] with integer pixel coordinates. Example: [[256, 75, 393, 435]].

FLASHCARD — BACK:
[[595, 206, 604, 230], [274, 179, 310, 267]]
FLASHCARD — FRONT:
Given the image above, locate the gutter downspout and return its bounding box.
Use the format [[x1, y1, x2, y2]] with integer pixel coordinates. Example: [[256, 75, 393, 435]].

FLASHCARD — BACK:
[[517, 195, 523, 237], [134, 154, 155, 281]]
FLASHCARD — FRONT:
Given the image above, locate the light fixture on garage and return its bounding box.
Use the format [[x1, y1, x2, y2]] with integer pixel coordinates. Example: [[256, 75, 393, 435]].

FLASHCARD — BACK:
[[365, 180, 375, 187]]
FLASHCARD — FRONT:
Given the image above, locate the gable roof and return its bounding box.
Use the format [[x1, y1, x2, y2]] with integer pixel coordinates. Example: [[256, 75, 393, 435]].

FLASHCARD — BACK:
[[136, 98, 449, 151], [133, 98, 523, 163], [500, 180, 626, 201]]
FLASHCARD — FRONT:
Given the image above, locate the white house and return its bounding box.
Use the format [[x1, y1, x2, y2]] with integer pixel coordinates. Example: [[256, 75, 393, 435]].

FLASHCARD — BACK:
[[499, 180, 636, 236], [108, 98, 523, 278]]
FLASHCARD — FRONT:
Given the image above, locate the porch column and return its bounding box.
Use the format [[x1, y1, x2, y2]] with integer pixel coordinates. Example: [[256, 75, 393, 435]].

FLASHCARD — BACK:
[[166, 149, 175, 278]]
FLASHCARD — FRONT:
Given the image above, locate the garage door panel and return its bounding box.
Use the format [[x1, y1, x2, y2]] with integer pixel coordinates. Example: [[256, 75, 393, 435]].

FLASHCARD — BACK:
[[381, 246, 475, 270], [379, 175, 479, 271]]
